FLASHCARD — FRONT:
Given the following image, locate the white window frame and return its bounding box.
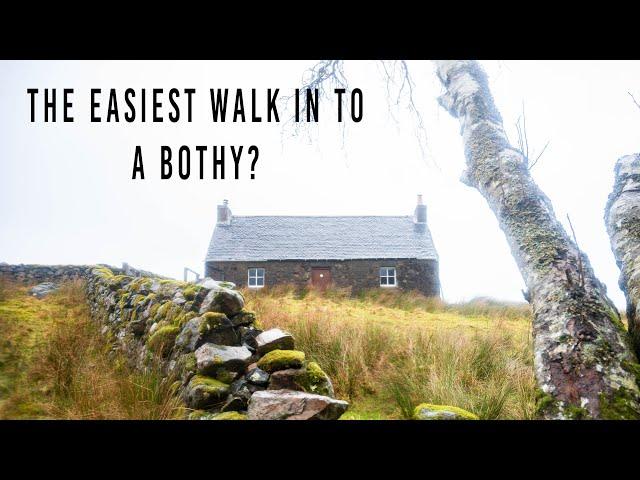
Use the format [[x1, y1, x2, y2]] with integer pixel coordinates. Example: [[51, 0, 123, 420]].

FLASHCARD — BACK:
[[379, 267, 397, 287], [248, 268, 265, 288]]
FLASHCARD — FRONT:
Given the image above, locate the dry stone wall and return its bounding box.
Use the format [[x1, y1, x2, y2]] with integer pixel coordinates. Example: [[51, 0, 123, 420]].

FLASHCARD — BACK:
[[0, 264, 94, 284], [0, 263, 165, 284], [84, 266, 349, 420], [0, 263, 348, 419]]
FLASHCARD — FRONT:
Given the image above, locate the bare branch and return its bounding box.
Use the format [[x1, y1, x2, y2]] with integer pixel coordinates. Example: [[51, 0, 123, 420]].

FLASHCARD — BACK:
[[280, 60, 349, 144], [629, 91, 640, 111], [514, 103, 550, 170], [528, 140, 550, 170], [378, 60, 429, 160], [284, 60, 430, 162]]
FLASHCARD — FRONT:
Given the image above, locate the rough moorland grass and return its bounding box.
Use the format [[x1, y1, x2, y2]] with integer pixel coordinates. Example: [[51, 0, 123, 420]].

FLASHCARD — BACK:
[[245, 285, 536, 420], [0, 279, 184, 419]]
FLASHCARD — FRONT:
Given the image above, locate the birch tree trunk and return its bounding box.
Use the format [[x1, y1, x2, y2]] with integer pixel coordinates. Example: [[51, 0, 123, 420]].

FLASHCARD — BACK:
[[434, 60, 640, 419], [606, 154, 640, 358]]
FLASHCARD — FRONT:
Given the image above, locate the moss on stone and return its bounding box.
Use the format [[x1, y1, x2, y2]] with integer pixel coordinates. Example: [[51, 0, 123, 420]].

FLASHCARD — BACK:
[[211, 411, 247, 420], [294, 361, 333, 396], [118, 293, 132, 310], [199, 312, 229, 333], [622, 360, 640, 386], [149, 303, 160, 319], [160, 279, 188, 288], [599, 388, 640, 420], [129, 277, 152, 294], [156, 302, 172, 318], [187, 409, 208, 420], [182, 285, 202, 301], [108, 274, 130, 290], [214, 368, 238, 384], [565, 404, 589, 420], [146, 325, 180, 356], [231, 310, 256, 326], [93, 266, 114, 278], [413, 403, 479, 420], [184, 353, 197, 373], [257, 349, 305, 373], [534, 388, 558, 418], [189, 375, 229, 394], [131, 294, 146, 307]]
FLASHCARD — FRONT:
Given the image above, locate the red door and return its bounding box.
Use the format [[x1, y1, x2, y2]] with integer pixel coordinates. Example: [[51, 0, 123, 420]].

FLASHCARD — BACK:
[[311, 268, 332, 290]]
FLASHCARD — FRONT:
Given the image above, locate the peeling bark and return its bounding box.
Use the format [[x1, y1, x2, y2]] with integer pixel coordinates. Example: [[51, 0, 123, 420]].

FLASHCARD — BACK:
[[606, 154, 640, 358], [435, 60, 640, 419]]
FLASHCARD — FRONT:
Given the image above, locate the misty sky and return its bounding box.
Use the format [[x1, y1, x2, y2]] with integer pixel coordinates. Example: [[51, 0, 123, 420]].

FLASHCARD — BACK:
[[1, 60, 638, 306]]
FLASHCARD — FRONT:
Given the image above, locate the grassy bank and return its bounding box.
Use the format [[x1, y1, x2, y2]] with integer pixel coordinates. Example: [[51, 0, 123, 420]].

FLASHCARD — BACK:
[[0, 279, 183, 419], [0, 277, 536, 420], [244, 286, 536, 419]]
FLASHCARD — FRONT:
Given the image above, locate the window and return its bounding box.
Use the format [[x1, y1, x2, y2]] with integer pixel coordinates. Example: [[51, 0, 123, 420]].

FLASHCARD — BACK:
[[248, 268, 265, 288], [380, 267, 397, 287]]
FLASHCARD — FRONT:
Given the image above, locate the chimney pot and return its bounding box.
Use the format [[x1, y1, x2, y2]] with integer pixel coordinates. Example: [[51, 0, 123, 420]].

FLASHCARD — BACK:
[[414, 194, 427, 224], [217, 200, 232, 225]]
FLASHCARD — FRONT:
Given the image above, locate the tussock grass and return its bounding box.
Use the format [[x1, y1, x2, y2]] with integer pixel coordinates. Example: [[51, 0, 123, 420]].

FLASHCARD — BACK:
[[0, 277, 17, 303], [0, 279, 183, 419], [245, 285, 536, 419]]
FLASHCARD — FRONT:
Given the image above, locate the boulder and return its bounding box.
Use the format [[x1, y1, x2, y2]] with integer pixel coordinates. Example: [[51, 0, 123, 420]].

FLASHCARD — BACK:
[[30, 282, 58, 298], [220, 396, 246, 412], [239, 326, 263, 350], [267, 362, 334, 397], [257, 349, 305, 373], [254, 328, 295, 355], [246, 367, 270, 387], [195, 343, 253, 375], [229, 378, 264, 404], [214, 368, 240, 384], [412, 403, 479, 420], [198, 280, 244, 316], [247, 390, 348, 420], [197, 277, 236, 290], [183, 375, 230, 409], [175, 313, 237, 352], [230, 310, 256, 327]]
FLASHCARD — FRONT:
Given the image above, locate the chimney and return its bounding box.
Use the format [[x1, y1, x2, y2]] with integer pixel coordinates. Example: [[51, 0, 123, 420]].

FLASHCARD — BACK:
[[217, 199, 232, 225], [414, 194, 427, 224]]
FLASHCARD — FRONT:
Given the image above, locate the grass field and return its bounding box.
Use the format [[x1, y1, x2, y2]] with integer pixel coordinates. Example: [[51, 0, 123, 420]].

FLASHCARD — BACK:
[[0, 277, 536, 419], [0, 278, 182, 419], [244, 286, 536, 419]]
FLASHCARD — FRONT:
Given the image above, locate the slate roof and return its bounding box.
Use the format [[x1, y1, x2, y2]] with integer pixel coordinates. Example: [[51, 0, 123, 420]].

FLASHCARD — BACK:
[[205, 216, 438, 262]]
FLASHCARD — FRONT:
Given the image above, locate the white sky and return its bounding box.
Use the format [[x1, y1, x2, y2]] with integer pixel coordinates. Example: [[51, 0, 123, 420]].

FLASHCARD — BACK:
[[1, 60, 638, 306]]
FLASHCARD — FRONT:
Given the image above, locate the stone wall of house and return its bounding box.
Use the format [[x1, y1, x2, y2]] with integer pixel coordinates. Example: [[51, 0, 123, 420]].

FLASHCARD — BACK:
[[206, 258, 440, 297]]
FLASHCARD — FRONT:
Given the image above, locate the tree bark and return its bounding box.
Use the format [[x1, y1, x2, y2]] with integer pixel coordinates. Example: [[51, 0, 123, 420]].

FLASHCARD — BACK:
[[606, 154, 640, 358], [434, 60, 640, 419]]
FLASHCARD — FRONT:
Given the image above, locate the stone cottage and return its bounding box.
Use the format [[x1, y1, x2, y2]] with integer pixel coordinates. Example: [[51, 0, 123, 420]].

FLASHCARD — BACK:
[[204, 196, 440, 296]]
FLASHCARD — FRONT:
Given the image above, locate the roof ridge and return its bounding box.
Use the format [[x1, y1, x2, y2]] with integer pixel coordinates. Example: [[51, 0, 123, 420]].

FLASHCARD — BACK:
[[206, 215, 438, 262], [233, 215, 413, 218]]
